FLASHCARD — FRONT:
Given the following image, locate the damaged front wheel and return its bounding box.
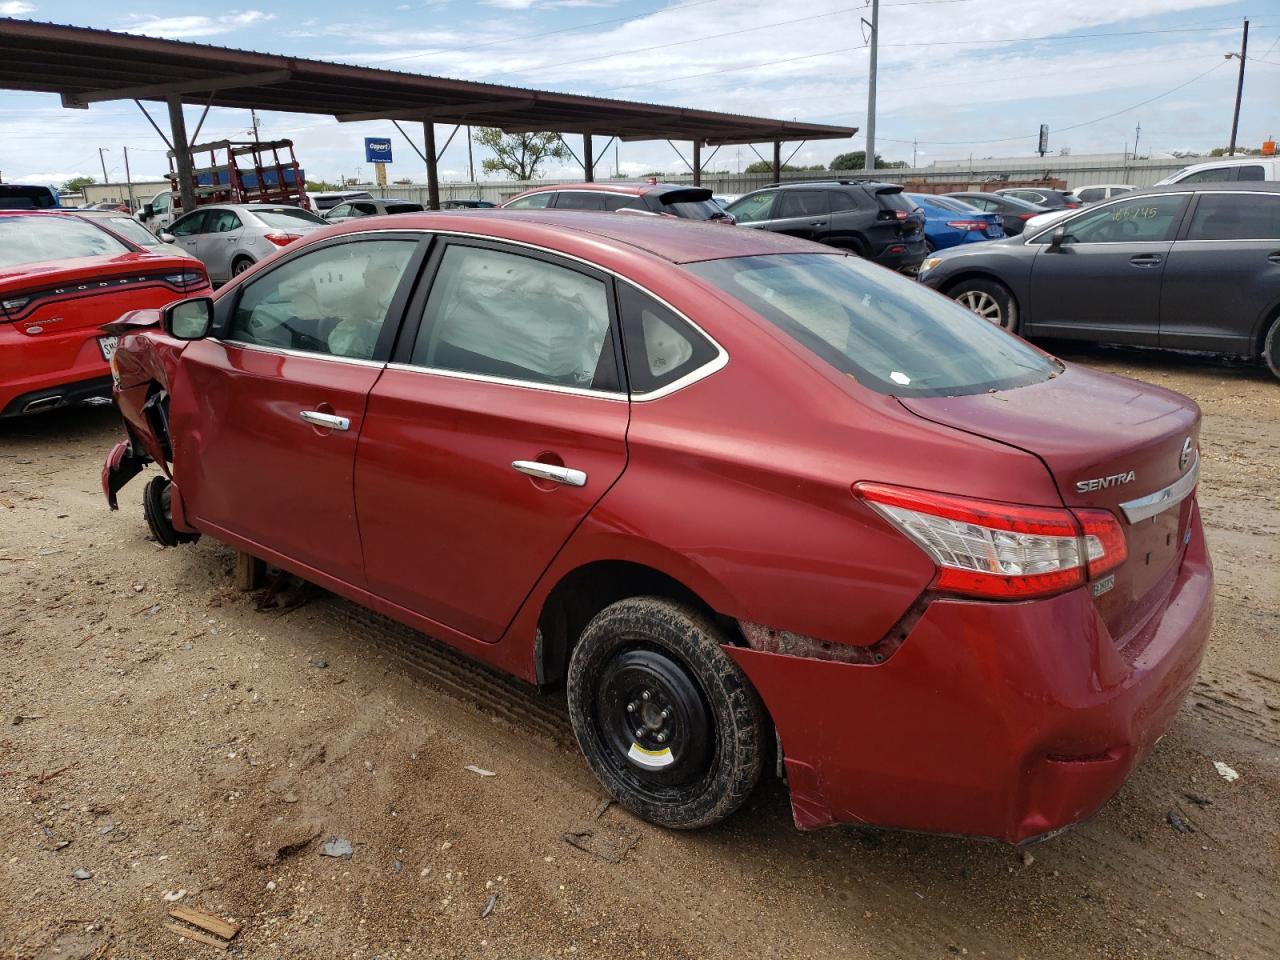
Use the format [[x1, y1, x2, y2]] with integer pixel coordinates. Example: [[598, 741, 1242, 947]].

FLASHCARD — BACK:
[[142, 476, 199, 547]]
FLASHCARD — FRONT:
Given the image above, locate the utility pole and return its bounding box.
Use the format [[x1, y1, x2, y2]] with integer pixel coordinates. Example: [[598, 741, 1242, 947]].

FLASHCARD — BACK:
[[1133, 122, 1141, 160], [1228, 18, 1249, 155], [863, 0, 879, 173], [912, 138, 917, 169], [98, 147, 109, 185], [123, 146, 136, 213], [250, 109, 261, 143]]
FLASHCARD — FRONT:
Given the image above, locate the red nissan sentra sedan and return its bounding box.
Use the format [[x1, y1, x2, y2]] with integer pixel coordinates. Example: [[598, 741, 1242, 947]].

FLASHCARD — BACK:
[[101, 211, 1212, 843], [0, 211, 210, 417]]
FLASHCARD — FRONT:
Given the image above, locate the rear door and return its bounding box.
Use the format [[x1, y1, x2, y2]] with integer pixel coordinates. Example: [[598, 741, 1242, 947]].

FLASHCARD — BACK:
[[1028, 192, 1189, 344], [169, 234, 425, 586], [1159, 190, 1280, 352], [768, 190, 831, 241], [355, 238, 630, 642], [199, 208, 244, 282]]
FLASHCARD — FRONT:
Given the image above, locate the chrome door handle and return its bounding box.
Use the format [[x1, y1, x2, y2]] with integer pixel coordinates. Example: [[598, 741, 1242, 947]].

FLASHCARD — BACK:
[[512, 460, 587, 487], [1129, 254, 1162, 266], [300, 410, 350, 431]]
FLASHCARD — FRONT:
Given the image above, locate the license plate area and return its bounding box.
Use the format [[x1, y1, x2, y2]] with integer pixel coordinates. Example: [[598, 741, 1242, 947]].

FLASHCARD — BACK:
[[98, 336, 118, 362]]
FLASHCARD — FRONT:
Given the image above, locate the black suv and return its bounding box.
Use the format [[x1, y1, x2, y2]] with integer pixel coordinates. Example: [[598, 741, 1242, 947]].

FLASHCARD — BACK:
[[725, 181, 927, 271]]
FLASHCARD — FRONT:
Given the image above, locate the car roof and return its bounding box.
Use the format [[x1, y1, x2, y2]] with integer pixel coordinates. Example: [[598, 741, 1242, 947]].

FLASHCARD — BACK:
[[318, 209, 831, 264], [1110, 182, 1280, 196], [1175, 156, 1278, 170], [512, 181, 691, 197]]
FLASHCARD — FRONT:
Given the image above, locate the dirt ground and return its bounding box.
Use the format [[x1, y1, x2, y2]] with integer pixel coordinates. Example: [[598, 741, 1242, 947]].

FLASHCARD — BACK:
[[2, 343, 1278, 960]]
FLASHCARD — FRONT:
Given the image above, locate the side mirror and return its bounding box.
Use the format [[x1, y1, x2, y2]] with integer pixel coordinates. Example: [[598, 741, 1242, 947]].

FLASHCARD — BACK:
[[159, 232, 176, 243], [1047, 225, 1066, 251], [142, 203, 155, 219], [164, 297, 214, 341]]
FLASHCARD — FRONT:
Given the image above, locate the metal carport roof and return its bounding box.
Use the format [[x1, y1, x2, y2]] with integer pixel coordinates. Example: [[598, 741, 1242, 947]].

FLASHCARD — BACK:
[[0, 18, 856, 207]]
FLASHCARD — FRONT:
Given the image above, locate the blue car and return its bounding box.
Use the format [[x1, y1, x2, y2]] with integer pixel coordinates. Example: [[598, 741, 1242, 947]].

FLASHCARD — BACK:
[[906, 193, 1005, 251]]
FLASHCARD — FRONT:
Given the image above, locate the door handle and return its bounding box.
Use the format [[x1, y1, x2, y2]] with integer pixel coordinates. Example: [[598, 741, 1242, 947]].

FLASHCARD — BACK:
[[1129, 254, 1162, 266], [300, 410, 350, 431], [810, 220, 827, 227], [512, 460, 587, 487], [1267, 252, 1280, 264]]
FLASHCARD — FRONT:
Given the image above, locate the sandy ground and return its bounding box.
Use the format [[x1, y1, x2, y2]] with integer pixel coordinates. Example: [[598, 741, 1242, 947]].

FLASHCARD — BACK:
[[1, 343, 1277, 960]]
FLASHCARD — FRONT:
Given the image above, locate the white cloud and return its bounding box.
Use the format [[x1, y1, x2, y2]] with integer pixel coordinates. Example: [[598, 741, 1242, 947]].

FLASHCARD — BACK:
[[0, 1, 36, 14], [120, 11, 277, 40]]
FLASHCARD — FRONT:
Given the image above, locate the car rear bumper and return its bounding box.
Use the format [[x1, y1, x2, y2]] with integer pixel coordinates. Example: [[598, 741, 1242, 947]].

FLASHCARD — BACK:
[[0, 325, 114, 417], [1, 374, 114, 417], [869, 236, 927, 270], [728, 500, 1213, 843]]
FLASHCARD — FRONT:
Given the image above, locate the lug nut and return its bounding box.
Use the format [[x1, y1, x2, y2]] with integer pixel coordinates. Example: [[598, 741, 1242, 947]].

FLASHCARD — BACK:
[[641, 691, 650, 701], [660, 709, 670, 720], [626, 702, 636, 713], [635, 728, 645, 740], [656, 733, 667, 743]]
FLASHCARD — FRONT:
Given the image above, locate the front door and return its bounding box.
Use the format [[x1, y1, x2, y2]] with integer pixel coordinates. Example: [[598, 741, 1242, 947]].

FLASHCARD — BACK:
[[168, 235, 423, 586], [1160, 190, 1280, 352], [764, 189, 831, 242], [1028, 192, 1189, 344], [168, 209, 209, 259], [356, 239, 630, 643]]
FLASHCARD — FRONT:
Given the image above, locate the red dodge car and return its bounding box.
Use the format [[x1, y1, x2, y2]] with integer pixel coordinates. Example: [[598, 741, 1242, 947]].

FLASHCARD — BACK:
[[102, 212, 1211, 843], [0, 212, 210, 417]]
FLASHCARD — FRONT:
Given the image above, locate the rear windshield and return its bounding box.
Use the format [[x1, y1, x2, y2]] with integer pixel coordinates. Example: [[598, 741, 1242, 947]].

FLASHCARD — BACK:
[[0, 215, 130, 267], [876, 189, 916, 213], [0, 185, 58, 210], [253, 208, 326, 228], [657, 189, 728, 221], [686, 253, 1059, 397], [919, 194, 975, 214]]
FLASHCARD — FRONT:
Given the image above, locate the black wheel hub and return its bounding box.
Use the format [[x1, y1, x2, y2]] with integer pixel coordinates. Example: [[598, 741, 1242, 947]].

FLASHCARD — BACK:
[[595, 648, 713, 790]]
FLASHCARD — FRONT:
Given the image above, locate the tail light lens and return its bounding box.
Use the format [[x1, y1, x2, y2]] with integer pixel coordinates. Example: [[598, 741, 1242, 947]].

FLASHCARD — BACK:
[[264, 232, 302, 247], [164, 270, 206, 289], [1018, 212, 1036, 220], [855, 483, 1126, 599], [945, 220, 991, 232]]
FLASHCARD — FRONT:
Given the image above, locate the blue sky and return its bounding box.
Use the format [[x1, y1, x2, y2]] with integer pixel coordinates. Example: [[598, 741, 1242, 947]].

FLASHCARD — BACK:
[[0, 0, 1276, 186]]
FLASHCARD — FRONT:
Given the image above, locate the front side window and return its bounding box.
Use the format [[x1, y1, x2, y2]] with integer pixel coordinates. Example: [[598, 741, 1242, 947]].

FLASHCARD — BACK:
[[1058, 194, 1186, 244], [328, 204, 351, 218], [411, 244, 615, 390], [100, 215, 163, 247], [230, 239, 417, 359], [617, 284, 718, 395], [1186, 194, 1280, 241], [506, 192, 553, 209], [152, 193, 170, 213], [686, 253, 1059, 398], [0, 215, 129, 267], [169, 212, 208, 237], [726, 191, 777, 224]]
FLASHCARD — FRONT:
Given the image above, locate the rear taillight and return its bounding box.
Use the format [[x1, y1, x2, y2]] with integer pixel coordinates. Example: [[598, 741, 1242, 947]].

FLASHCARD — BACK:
[[264, 232, 302, 247], [1, 295, 30, 321], [1018, 213, 1036, 220], [945, 220, 990, 232], [164, 270, 205, 289], [855, 483, 1126, 600]]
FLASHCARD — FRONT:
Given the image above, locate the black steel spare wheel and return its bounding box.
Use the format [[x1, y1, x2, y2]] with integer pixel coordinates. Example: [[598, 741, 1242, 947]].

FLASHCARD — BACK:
[[143, 475, 199, 547], [567, 597, 766, 829]]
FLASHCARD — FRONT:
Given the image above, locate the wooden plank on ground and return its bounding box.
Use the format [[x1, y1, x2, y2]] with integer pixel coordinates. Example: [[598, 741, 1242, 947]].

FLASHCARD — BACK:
[[234, 552, 266, 592], [167, 905, 240, 940], [164, 922, 229, 950]]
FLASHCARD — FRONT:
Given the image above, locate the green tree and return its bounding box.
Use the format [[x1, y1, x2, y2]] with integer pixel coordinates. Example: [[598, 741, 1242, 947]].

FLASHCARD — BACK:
[[743, 160, 815, 174], [830, 151, 900, 170], [62, 175, 96, 193], [306, 179, 342, 191], [476, 128, 569, 180]]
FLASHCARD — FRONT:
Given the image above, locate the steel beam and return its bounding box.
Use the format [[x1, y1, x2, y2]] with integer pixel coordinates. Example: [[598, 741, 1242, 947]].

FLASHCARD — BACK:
[[424, 120, 440, 211], [62, 69, 291, 107], [167, 94, 196, 214], [692, 140, 701, 186], [583, 134, 594, 183], [336, 98, 535, 124]]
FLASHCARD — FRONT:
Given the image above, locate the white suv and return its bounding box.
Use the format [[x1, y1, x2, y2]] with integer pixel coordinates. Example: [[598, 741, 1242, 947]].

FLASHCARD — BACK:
[[1156, 156, 1279, 185]]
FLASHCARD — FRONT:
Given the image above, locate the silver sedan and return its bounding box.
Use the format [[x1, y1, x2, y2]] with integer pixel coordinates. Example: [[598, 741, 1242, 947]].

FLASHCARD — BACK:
[[161, 203, 329, 283]]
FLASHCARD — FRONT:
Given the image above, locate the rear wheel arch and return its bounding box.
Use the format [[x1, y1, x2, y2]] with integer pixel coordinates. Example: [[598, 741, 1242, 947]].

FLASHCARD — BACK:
[[1261, 307, 1280, 379], [535, 559, 746, 688]]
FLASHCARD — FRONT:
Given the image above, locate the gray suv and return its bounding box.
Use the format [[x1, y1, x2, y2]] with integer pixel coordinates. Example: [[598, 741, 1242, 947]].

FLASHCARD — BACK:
[[918, 183, 1280, 379]]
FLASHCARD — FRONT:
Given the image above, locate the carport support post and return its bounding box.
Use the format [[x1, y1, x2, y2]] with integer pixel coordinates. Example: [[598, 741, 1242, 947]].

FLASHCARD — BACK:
[[692, 140, 701, 186], [167, 94, 196, 214], [583, 133, 594, 182], [423, 119, 440, 210], [772, 140, 781, 183]]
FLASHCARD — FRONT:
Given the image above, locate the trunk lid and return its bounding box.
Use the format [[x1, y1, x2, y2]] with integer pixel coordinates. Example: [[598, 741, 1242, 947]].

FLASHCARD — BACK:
[[899, 364, 1200, 645]]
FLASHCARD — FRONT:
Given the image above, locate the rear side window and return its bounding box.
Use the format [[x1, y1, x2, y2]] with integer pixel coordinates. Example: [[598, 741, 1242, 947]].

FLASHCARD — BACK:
[[207, 209, 242, 232], [686, 253, 1059, 397], [506, 192, 553, 209], [0, 215, 129, 266], [1076, 187, 1105, 203], [727, 191, 777, 223], [1179, 167, 1232, 184], [776, 191, 830, 218], [555, 192, 608, 211], [617, 284, 718, 395], [412, 244, 617, 391], [1186, 194, 1280, 240], [955, 195, 992, 211], [603, 194, 643, 212], [1236, 165, 1266, 182], [386, 203, 424, 214], [830, 191, 858, 212]]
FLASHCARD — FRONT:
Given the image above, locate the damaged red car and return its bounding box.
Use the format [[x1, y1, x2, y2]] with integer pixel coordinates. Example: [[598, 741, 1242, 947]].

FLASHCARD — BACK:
[[0, 211, 209, 417], [102, 212, 1212, 843]]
